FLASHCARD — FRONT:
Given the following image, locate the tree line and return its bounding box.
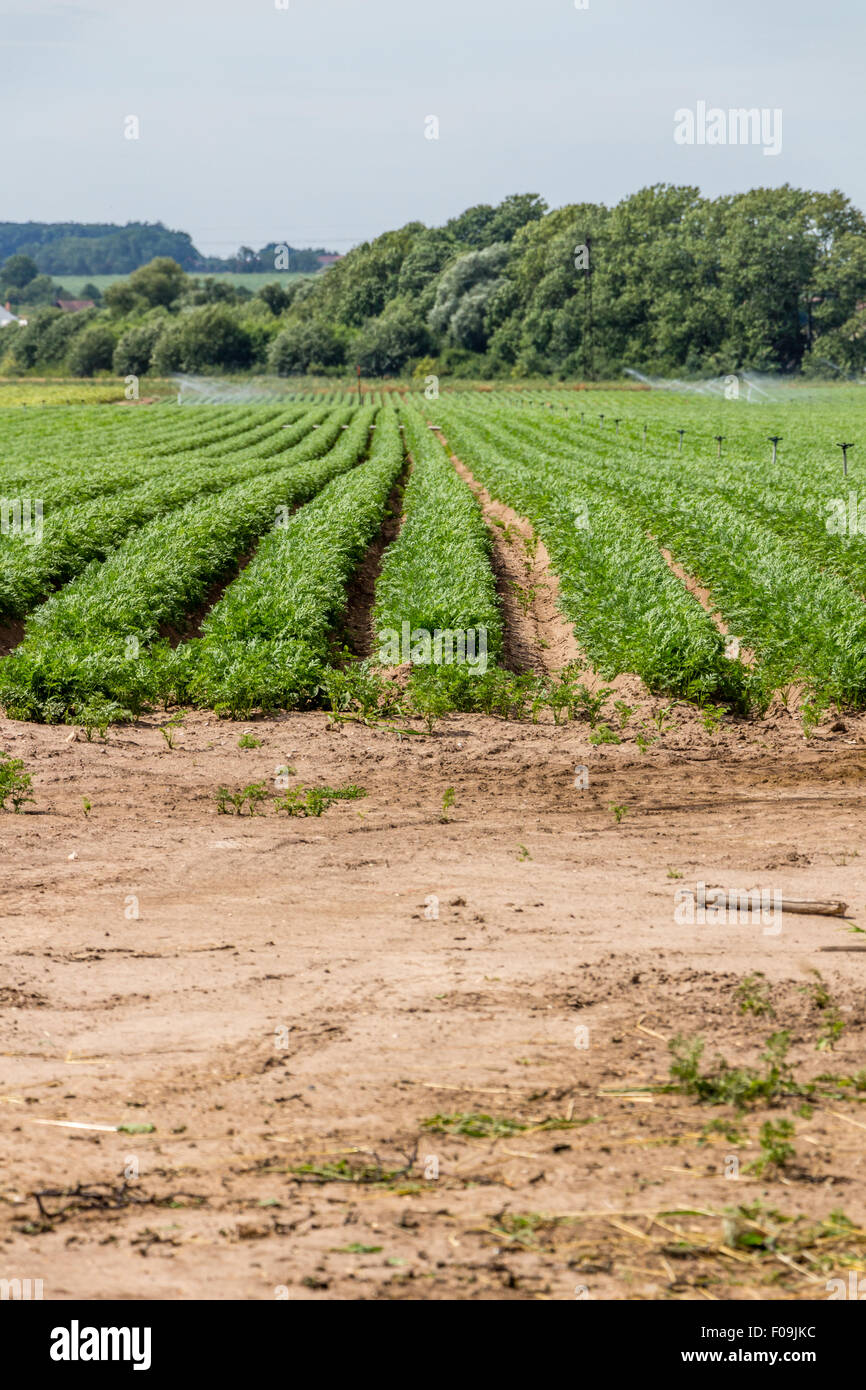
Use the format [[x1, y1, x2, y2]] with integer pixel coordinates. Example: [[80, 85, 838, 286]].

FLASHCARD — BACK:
[[3, 185, 865, 379], [0, 222, 335, 277]]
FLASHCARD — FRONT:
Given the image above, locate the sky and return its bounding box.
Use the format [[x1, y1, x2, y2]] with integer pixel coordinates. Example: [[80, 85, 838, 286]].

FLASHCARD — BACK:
[[1, 0, 862, 256]]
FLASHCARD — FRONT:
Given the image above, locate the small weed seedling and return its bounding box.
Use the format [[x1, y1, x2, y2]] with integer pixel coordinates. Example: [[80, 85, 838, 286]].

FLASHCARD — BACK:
[[699, 1118, 745, 1145], [422, 1112, 528, 1139], [159, 714, 185, 750], [0, 752, 34, 813], [651, 703, 677, 735], [609, 803, 628, 824], [667, 1030, 806, 1111], [749, 1119, 796, 1177], [81, 797, 92, 819], [275, 785, 367, 817], [572, 683, 613, 728], [614, 700, 635, 730], [216, 782, 269, 816], [238, 733, 262, 749], [508, 578, 541, 615], [700, 703, 725, 735], [440, 787, 455, 823], [635, 731, 657, 755], [411, 685, 452, 735], [800, 695, 828, 740], [517, 843, 532, 861], [801, 971, 846, 1052], [589, 723, 620, 746], [667, 868, 683, 879], [244, 782, 269, 816], [74, 699, 129, 742], [735, 973, 776, 1019]]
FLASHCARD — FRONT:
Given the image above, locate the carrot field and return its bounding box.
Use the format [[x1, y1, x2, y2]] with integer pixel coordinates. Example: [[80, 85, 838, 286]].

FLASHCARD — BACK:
[[1, 384, 865, 732]]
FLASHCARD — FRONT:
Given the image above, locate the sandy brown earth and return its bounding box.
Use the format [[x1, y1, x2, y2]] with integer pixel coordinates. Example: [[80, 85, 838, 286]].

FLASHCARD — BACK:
[[2, 695, 866, 1302]]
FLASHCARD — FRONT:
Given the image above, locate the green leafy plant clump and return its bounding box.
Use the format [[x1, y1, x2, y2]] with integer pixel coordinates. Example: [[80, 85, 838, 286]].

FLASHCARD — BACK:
[[274, 784, 367, 817], [0, 751, 34, 812]]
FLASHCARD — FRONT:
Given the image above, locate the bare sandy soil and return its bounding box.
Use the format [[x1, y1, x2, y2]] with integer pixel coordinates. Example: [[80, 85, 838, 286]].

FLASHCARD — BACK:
[[2, 696, 866, 1302]]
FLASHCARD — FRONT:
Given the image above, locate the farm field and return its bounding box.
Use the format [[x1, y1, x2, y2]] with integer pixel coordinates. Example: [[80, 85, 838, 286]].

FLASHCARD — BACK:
[[0, 380, 175, 407], [2, 384, 866, 725], [2, 383, 866, 1301]]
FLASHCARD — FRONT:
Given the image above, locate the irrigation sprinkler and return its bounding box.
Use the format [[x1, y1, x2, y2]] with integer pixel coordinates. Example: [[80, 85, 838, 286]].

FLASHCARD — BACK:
[[613, 418, 621, 435], [837, 442, 855, 476], [643, 423, 648, 444], [768, 436, 783, 465], [599, 414, 605, 428], [580, 413, 584, 424], [677, 428, 685, 452], [714, 435, 725, 459]]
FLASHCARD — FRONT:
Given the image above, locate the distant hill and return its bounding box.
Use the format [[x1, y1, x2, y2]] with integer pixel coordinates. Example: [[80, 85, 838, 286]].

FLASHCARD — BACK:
[[0, 222, 337, 277], [0, 222, 200, 274]]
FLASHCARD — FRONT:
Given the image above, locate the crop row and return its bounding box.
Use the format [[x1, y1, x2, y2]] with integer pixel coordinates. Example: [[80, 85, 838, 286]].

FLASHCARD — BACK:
[[0, 406, 376, 721], [175, 406, 407, 715], [0, 404, 315, 509], [430, 402, 746, 705], [457, 400, 866, 704], [372, 402, 503, 674], [460, 403, 866, 700], [0, 404, 340, 619]]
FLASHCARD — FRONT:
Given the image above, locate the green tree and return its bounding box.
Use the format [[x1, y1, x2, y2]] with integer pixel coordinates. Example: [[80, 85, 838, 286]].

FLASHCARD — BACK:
[[396, 229, 457, 306], [11, 307, 94, 367], [2, 252, 39, 289], [353, 301, 430, 374], [104, 257, 188, 314], [112, 315, 169, 376], [258, 281, 291, 315], [152, 304, 254, 372], [18, 274, 57, 306], [67, 324, 116, 377], [428, 243, 510, 350], [268, 320, 345, 374]]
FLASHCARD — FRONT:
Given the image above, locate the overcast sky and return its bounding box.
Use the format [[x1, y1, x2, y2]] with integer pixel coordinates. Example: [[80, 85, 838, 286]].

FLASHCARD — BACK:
[[2, 0, 862, 255]]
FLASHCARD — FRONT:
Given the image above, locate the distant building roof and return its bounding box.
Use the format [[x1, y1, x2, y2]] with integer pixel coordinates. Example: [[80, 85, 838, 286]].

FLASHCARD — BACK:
[[0, 305, 21, 326], [55, 298, 95, 312], [316, 254, 342, 267]]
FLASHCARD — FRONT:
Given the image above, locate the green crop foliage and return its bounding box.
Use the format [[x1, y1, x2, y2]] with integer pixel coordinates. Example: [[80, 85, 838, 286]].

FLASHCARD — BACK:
[[373, 402, 503, 688], [3, 385, 866, 725], [182, 406, 401, 716]]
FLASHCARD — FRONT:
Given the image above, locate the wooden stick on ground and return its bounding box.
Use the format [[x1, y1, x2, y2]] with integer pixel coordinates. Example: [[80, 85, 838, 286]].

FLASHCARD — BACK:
[[778, 898, 848, 916]]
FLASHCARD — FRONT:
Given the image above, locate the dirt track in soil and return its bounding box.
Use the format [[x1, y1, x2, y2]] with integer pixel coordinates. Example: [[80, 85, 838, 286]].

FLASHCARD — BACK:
[[2, 700, 866, 1302]]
